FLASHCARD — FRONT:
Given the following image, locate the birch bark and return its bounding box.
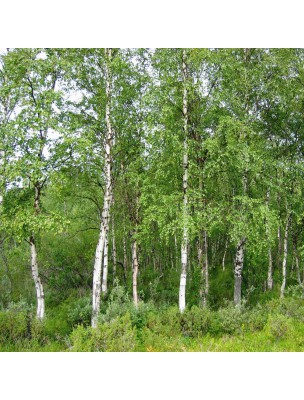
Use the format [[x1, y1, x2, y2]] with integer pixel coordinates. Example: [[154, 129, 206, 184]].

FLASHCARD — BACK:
[[222, 236, 228, 271], [92, 48, 113, 327], [280, 213, 291, 298], [101, 231, 109, 294], [132, 237, 139, 306], [30, 183, 46, 320], [179, 49, 189, 313], [233, 173, 247, 306], [234, 237, 246, 306], [30, 235, 45, 320], [266, 188, 273, 290]]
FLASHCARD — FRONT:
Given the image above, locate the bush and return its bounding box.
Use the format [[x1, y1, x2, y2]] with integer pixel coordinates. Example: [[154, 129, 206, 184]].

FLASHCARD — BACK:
[[67, 296, 92, 327], [0, 310, 29, 343], [265, 296, 304, 321], [30, 319, 50, 346], [70, 312, 136, 352], [180, 306, 212, 337], [216, 302, 245, 335], [129, 301, 157, 330], [244, 305, 268, 332], [100, 284, 132, 323], [265, 314, 294, 340], [144, 306, 181, 337]]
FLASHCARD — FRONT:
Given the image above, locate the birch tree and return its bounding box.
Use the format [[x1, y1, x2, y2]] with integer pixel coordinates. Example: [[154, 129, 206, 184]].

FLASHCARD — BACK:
[[179, 49, 189, 312], [1, 48, 65, 320], [92, 48, 113, 327]]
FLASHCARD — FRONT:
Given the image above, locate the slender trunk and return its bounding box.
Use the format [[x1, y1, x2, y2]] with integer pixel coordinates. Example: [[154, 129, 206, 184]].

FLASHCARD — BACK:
[[234, 237, 246, 306], [29, 235, 45, 320], [112, 217, 117, 282], [132, 237, 139, 306], [101, 231, 109, 294], [179, 49, 188, 313], [204, 230, 209, 305], [123, 224, 128, 271], [222, 236, 228, 271], [92, 226, 106, 327], [267, 248, 274, 290], [92, 48, 113, 328], [280, 213, 291, 298], [234, 137, 248, 306], [131, 188, 140, 306], [29, 183, 45, 320], [200, 230, 209, 307], [266, 188, 273, 290]]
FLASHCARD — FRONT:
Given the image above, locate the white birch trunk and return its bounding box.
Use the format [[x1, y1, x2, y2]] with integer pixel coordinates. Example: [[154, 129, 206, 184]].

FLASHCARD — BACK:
[[179, 49, 189, 313], [30, 236, 45, 320], [132, 238, 139, 306], [277, 225, 282, 268], [267, 248, 273, 290], [112, 217, 117, 282], [233, 152, 248, 306], [280, 214, 291, 298], [295, 251, 301, 286], [234, 237, 246, 306], [92, 226, 106, 327], [92, 48, 113, 328], [101, 231, 109, 294]]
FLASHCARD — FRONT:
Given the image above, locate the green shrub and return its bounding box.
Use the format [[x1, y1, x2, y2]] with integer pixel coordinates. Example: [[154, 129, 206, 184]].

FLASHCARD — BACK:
[[30, 319, 50, 346], [244, 305, 268, 332], [265, 314, 294, 340], [70, 312, 136, 352], [129, 301, 157, 330], [0, 310, 29, 343], [67, 296, 92, 327], [145, 306, 181, 337], [216, 302, 245, 335], [180, 306, 212, 337], [100, 284, 132, 323]]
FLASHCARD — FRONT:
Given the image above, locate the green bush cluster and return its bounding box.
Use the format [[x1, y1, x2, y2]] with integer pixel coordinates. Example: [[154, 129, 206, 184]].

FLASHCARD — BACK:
[[265, 314, 295, 340], [70, 312, 136, 352], [67, 296, 92, 327], [0, 309, 29, 343]]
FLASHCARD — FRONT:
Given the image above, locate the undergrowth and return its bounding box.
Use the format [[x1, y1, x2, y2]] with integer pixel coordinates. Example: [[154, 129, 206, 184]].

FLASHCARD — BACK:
[[1, 285, 304, 352]]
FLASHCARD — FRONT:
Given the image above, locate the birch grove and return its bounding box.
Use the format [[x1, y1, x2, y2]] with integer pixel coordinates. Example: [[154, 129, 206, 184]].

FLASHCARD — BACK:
[[1, 48, 304, 334]]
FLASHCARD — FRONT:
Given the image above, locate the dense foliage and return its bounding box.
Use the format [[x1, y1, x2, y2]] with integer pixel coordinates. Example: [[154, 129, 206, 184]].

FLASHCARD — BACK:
[[1, 48, 304, 351]]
